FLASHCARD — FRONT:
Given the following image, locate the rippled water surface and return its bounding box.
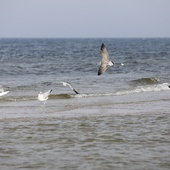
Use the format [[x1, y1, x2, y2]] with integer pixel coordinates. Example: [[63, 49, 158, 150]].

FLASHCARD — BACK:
[[0, 38, 170, 169]]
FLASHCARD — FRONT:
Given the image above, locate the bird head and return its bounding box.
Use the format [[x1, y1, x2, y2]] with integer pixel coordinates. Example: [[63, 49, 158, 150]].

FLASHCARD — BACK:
[[110, 61, 114, 66]]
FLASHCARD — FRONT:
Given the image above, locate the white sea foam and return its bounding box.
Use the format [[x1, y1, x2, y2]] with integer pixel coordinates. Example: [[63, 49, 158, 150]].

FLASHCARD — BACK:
[[72, 83, 170, 98], [115, 83, 170, 96]]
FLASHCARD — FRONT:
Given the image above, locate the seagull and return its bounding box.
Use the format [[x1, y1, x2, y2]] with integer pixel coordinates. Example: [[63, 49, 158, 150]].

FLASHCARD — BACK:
[[62, 82, 80, 94], [0, 85, 9, 96], [38, 89, 52, 104], [98, 43, 124, 75], [98, 43, 115, 75]]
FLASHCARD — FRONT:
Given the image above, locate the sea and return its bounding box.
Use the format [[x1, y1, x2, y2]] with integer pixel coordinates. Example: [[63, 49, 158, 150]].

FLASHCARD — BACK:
[[0, 38, 170, 170]]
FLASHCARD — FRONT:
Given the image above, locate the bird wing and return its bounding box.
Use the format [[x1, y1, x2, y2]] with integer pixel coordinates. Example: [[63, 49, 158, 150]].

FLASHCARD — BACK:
[[66, 82, 80, 94], [0, 91, 9, 96], [73, 88, 79, 94], [98, 62, 109, 75], [100, 43, 109, 62], [0, 86, 4, 93], [42, 90, 52, 99]]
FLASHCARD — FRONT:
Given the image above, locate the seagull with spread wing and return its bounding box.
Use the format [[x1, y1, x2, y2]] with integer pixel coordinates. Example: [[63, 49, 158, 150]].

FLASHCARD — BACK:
[[62, 82, 80, 94], [0, 85, 9, 96], [98, 43, 114, 76]]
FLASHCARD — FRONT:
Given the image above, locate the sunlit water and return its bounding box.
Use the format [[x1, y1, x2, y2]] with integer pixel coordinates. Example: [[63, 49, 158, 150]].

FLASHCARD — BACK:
[[0, 38, 170, 169]]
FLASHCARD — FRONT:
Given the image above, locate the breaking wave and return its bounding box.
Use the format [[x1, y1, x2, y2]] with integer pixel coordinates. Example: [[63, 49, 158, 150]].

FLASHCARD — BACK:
[[0, 83, 169, 103], [131, 77, 160, 85], [77, 83, 170, 98], [115, 83, 170, 96]]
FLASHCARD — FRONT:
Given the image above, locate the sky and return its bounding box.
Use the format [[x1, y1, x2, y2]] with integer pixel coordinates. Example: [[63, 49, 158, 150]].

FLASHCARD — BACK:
[[0, 0, 170, 38]]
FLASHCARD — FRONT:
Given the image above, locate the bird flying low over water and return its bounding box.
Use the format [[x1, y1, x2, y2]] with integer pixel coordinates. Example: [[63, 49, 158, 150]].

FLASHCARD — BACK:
[[98, 43, 114, 76], [0, 85, 9, 96], [38, 89, 52, 103], [62, 82, 80, 94]]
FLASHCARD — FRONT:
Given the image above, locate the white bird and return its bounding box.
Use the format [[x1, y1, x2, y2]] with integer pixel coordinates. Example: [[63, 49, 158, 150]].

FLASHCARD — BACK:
[[0, 85, 9, 96], [98, 43, 124, 75], [62, 82, 79, 94], [38, 89, 52, 103]]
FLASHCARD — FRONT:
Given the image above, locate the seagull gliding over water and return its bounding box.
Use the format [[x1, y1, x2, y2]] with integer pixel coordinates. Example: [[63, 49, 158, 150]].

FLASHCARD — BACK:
[[0, 85, 9, 96], [98, 43, 114, 75], [62, 82, 80, 94], [98, 43, 124, 75]]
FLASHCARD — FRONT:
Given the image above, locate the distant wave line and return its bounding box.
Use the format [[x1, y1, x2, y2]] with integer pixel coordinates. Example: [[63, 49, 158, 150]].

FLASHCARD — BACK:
[[0, 83, 169, 103]]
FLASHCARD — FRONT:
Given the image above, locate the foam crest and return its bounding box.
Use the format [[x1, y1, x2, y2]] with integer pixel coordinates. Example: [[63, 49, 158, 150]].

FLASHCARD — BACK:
[[131, 77, 160, 85], [73, 83, 170, 98], [115, 83, 170, 96]]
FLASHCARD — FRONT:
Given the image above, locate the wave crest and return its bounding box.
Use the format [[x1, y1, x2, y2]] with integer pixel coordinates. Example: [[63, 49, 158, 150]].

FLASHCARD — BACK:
[[131, 77, 160, 85]]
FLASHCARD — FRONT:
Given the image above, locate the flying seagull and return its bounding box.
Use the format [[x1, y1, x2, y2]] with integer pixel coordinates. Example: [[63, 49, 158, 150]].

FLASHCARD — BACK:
[[98, 43, 115, 75], [62, 82, 80, 94], [38, 89, 52, 103], [98, 43, 124, 75], [0, 85, 9, 96]]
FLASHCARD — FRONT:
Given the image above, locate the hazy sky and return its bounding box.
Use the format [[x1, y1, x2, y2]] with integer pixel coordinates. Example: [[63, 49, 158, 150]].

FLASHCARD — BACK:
[[0, 0, 170, 38]]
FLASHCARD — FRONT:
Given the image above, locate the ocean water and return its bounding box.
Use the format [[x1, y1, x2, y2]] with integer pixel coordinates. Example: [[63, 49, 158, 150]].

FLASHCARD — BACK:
[[0, 38, 170, 170]]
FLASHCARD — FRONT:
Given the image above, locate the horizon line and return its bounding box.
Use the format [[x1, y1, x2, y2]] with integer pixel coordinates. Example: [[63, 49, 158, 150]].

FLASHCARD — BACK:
[[0, 37, 170, 39]]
